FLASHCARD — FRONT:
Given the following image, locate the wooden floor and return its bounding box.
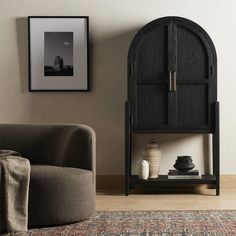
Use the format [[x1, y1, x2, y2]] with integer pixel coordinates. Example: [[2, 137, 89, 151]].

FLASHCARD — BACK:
[[96, 175, 236, 211]]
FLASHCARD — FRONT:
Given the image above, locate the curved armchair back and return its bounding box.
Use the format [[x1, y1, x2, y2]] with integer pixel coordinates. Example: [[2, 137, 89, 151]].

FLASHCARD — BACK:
[[0, 124, 96, 178]]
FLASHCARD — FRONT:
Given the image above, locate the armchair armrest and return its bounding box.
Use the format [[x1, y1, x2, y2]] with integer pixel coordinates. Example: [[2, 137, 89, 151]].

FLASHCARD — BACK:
[[58, 124, 96, 185]]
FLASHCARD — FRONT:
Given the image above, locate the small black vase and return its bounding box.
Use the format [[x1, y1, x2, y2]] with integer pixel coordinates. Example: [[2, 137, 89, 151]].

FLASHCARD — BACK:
[[173, 156, 195, 172]]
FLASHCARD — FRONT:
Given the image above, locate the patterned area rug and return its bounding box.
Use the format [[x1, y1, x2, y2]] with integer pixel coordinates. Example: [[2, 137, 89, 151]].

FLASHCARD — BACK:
[[22, 210, 236, 235]]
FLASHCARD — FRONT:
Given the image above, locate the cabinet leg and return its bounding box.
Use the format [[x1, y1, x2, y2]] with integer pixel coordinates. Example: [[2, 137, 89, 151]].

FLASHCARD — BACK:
[[125, 101, 131, 196], [213, 102, 220, 196], [216, 183, 220, 196]]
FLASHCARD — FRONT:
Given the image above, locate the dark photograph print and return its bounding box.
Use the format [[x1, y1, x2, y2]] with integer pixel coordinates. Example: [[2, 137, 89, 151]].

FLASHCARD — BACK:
[[44, 32, 74, 76]]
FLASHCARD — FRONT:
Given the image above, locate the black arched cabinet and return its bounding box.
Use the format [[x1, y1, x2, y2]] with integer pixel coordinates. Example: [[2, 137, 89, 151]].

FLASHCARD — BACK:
[[125, 17, 219, 195]]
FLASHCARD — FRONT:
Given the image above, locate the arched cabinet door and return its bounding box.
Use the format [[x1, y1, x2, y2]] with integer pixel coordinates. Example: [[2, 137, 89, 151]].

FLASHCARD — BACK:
[[128, 17, 217, 131]]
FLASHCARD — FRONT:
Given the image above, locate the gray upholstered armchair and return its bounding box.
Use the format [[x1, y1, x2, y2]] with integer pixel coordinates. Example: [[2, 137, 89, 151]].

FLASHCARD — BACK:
[[0, 123, 96, 228]]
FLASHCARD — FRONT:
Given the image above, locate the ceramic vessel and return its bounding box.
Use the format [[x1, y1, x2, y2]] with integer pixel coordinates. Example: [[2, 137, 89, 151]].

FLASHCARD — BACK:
[[137, 160, 150, 180], [173, 156, 195, 172], [143, 141, 162, 178]]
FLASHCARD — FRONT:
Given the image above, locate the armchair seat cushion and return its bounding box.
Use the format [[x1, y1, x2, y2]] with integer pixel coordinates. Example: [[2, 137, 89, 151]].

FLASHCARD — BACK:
[[28, 165, 95, 228]]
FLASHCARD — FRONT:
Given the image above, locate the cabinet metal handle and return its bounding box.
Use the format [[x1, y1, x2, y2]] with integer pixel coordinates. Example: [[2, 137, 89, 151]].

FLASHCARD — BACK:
[[168, 71, 176, 92], [173, 71, 176, 91], [169, 71, 172, 91]]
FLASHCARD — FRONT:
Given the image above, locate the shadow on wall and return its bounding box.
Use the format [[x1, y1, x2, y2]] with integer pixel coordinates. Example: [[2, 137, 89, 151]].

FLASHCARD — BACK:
[[88, 28, 140, 174], [16, 17, 28, 93], [15, 17, 141, 174], [203, 134, 211, 175]]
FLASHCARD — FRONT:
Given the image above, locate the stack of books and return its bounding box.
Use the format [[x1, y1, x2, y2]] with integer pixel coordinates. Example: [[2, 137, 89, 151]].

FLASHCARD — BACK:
[[168, 169, 201, 179]]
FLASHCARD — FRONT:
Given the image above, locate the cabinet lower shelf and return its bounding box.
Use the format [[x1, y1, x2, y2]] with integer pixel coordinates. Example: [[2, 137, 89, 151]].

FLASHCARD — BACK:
[[129, 175, 216, 185]]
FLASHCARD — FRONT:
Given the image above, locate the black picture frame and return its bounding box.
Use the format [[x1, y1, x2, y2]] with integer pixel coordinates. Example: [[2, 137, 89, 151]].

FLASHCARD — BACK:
[[28, 16, 90, 92]]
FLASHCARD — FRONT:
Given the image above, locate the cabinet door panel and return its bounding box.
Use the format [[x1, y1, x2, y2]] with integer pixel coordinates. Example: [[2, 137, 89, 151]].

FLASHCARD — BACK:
[[128, 17, 216, 130], [135, 85, 168, 126], [177, 26, 208, 80], [135, 26, 168, 82], [177, 85, 208, 126]]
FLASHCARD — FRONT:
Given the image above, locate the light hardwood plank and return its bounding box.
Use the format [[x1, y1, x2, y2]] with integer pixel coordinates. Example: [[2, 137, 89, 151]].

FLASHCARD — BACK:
[[96, 175, 236, 211]]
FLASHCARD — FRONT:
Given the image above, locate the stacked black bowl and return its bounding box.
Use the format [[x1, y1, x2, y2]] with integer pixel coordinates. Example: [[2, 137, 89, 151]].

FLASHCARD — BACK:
[[173, 156, 195, 172]]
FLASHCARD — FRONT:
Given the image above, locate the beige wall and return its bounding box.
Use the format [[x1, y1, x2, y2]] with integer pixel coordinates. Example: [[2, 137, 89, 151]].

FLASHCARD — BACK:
[[0, 0, 235, 174]]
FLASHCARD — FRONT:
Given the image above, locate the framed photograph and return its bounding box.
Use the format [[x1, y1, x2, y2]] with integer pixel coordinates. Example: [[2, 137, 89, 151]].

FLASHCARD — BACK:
[[28, 16, 89, 91]]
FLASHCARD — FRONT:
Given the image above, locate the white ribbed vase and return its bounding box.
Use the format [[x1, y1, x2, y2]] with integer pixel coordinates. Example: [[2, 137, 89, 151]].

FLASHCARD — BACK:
[[143, 141, 162, 178]]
